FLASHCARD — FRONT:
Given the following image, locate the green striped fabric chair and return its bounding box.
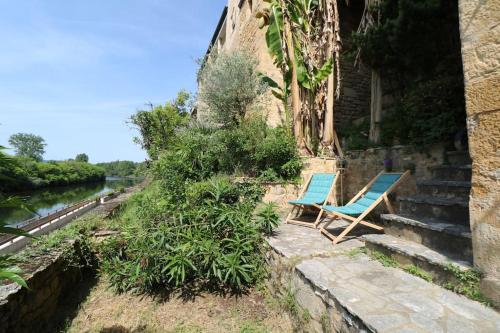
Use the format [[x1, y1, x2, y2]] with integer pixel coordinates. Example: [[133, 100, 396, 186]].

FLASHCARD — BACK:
[[285, 173, 338, 228], [320, 171, 410, 244]]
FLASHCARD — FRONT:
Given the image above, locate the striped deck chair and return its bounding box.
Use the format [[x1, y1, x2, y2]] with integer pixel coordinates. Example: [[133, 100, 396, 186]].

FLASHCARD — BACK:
[[320, 171, 410, 244], [285, 173, 338, 228]]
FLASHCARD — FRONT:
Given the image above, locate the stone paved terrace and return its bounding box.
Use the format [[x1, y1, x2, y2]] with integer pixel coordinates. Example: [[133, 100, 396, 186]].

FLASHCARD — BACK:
[[267, 223, 500, 332]]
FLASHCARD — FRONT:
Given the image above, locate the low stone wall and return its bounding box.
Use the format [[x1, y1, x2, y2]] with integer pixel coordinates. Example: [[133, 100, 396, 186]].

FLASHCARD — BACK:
[[0, 201, 98, 254], [342, 144, 446, 201], [0, 241, 92, 333]]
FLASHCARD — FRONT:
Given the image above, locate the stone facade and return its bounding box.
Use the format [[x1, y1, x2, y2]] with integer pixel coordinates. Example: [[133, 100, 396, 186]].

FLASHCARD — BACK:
[[458, 0, 500, 307]]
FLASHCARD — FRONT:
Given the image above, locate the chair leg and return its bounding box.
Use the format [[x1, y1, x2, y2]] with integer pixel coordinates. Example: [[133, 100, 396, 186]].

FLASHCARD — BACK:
[[285, 206, 297, 224], [313, 209, 324, 228], [332, 216, 363, 245]]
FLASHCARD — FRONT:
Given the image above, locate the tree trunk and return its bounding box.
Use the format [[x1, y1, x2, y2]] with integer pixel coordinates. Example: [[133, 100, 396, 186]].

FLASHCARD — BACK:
[[284, 20, 305, 151], [369, 70, 382, 143]]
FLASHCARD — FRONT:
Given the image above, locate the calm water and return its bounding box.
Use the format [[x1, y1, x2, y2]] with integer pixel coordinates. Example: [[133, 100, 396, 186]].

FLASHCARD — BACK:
[[0, 177, 141, 226]]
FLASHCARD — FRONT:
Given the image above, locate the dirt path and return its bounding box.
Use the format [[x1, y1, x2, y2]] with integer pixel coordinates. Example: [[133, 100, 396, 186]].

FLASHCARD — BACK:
[[64, 278, 292, 333]]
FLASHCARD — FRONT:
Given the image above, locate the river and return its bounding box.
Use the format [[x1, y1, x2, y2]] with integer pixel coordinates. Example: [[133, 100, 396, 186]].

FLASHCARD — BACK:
[[0, 177, 141, 226]]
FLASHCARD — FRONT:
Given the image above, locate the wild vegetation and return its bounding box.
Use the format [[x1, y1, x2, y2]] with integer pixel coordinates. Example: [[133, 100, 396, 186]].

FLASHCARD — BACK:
[[101, 116, 300, 292], [100, 52, 302, 294]]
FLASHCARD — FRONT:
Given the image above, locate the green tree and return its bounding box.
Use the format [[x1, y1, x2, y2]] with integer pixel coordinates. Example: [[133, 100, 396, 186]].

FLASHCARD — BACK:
[[8, 133, 46, 161], [75, 153, 89, 163], [130, 90, 191, 159], [197, 50, 267, 127]]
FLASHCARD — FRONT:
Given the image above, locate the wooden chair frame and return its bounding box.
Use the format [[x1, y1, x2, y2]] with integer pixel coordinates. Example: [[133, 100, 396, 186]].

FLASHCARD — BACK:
[[319, 170, 410, 244], [285, 173, 339, 229]]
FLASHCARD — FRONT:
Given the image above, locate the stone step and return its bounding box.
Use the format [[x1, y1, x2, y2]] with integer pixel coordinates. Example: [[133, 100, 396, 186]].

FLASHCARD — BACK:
[[417, 180, 471, 200], [294, 254, 500, 333], [445, 150, 472, 166], [399, 195, 469, 226], [431, 165, 472, 181], [381, 214, 473, 261], [363, 234, 472, 286]]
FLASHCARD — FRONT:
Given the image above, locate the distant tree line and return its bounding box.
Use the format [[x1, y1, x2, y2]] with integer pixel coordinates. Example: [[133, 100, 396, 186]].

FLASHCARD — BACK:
[[1, 133, 105, 192], [95, 160, 146, 178]]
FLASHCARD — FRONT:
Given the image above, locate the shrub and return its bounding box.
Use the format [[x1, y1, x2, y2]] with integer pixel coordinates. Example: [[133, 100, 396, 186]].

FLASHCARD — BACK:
[[197, 51, 267, 127], [100, 180, 274, 293]]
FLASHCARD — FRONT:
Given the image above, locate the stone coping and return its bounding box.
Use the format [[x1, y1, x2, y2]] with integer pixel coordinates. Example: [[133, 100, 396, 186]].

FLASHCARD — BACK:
[[362, 234, 472, 270], [267, 222, 500, 333]]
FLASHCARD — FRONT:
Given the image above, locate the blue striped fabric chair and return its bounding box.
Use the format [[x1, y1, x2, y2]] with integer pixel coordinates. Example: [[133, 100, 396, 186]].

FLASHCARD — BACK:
[[319, 171, 410, 244], [285, 173, 338, 228]]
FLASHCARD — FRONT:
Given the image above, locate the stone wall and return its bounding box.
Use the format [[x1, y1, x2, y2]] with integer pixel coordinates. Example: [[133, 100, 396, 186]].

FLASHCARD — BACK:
[[342, 144, 446, 202], [0, 241, 91, 333], [458, 0, 500, 307]]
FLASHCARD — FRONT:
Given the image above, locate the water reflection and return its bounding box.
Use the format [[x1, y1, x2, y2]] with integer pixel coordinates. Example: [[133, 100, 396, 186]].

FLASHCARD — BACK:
[[0, 177, 140, 226]]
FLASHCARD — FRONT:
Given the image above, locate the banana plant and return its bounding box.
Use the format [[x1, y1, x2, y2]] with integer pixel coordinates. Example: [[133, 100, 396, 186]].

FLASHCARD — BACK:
[[258, 0, 340, 154]]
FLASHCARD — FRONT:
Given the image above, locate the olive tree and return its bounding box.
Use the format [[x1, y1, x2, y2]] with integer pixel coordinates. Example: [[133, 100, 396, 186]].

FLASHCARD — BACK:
[[197, 50, 267, 127]]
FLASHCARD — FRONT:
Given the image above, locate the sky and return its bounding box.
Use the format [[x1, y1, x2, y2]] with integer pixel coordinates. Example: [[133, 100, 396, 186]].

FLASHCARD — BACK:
[[0, 0, 227, 163]]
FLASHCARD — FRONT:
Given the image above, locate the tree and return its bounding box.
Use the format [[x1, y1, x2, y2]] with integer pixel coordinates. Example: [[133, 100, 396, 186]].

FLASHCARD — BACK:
[[8, 133, 46, 161], [75, 153, 89, 163], [197, 51, 267, 127], [130, 90, 191, 160]]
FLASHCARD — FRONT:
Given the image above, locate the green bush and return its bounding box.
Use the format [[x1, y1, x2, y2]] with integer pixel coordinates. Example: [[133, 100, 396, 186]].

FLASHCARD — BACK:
[[100, 180, 278, 293]]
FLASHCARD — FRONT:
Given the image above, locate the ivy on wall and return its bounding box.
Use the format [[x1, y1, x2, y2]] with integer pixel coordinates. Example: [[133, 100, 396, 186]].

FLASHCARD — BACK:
[[351, 0, 466, 147]]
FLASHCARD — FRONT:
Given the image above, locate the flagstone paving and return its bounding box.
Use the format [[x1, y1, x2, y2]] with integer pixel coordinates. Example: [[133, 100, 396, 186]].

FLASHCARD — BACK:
[[268, 223, 500, 332]]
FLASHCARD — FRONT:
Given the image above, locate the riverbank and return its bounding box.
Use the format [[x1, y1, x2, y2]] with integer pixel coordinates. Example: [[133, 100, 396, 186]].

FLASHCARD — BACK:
[[0, 177, 142, 226], [0, 158, 105, 193]]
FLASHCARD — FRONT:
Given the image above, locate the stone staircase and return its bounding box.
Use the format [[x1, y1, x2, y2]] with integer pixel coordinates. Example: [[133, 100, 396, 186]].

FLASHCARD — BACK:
[[363, 150, 473, 285]]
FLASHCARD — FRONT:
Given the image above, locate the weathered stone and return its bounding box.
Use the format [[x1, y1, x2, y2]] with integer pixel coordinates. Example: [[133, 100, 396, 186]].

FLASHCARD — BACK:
[[267, 223, 500, 332]]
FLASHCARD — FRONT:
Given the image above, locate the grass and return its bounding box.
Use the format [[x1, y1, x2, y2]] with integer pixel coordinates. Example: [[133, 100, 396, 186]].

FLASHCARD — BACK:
[[63, 277, 292, 333], [403, 264, 433, 282]]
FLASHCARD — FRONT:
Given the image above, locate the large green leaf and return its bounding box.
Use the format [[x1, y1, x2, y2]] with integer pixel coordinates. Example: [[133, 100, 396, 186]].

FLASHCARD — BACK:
[[314, 58, 334, 83], [266, 4, 284, 66], [0, 266, 27, 288]]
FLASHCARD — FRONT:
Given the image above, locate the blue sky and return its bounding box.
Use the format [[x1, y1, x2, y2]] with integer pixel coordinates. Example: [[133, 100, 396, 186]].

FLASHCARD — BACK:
[[0, 0, 227, 162]]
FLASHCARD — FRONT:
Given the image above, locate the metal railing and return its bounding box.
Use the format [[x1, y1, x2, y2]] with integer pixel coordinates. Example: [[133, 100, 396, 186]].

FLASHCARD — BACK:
[[0, 198, 98, 246]]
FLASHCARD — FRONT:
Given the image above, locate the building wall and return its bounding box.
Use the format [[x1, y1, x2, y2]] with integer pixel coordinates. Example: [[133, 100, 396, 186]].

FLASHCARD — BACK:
[[458, 0, 500, 307], [224, 0, 285, 126]]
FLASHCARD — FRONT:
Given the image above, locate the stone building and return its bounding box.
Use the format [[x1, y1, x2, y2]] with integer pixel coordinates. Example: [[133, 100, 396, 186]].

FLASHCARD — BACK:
[[204, 0, 371, 129], [204, 0, 499, 306]]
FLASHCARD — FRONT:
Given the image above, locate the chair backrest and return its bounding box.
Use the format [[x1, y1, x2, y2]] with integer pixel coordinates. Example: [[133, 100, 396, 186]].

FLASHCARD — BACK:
[[302, 173, 336, 203], [354, 173, 403, 209]]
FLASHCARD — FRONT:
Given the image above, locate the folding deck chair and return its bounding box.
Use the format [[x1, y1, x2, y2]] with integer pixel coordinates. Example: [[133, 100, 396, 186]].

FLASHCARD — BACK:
[[285, 173, 338, 228], [319, 170, 410, 244]]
